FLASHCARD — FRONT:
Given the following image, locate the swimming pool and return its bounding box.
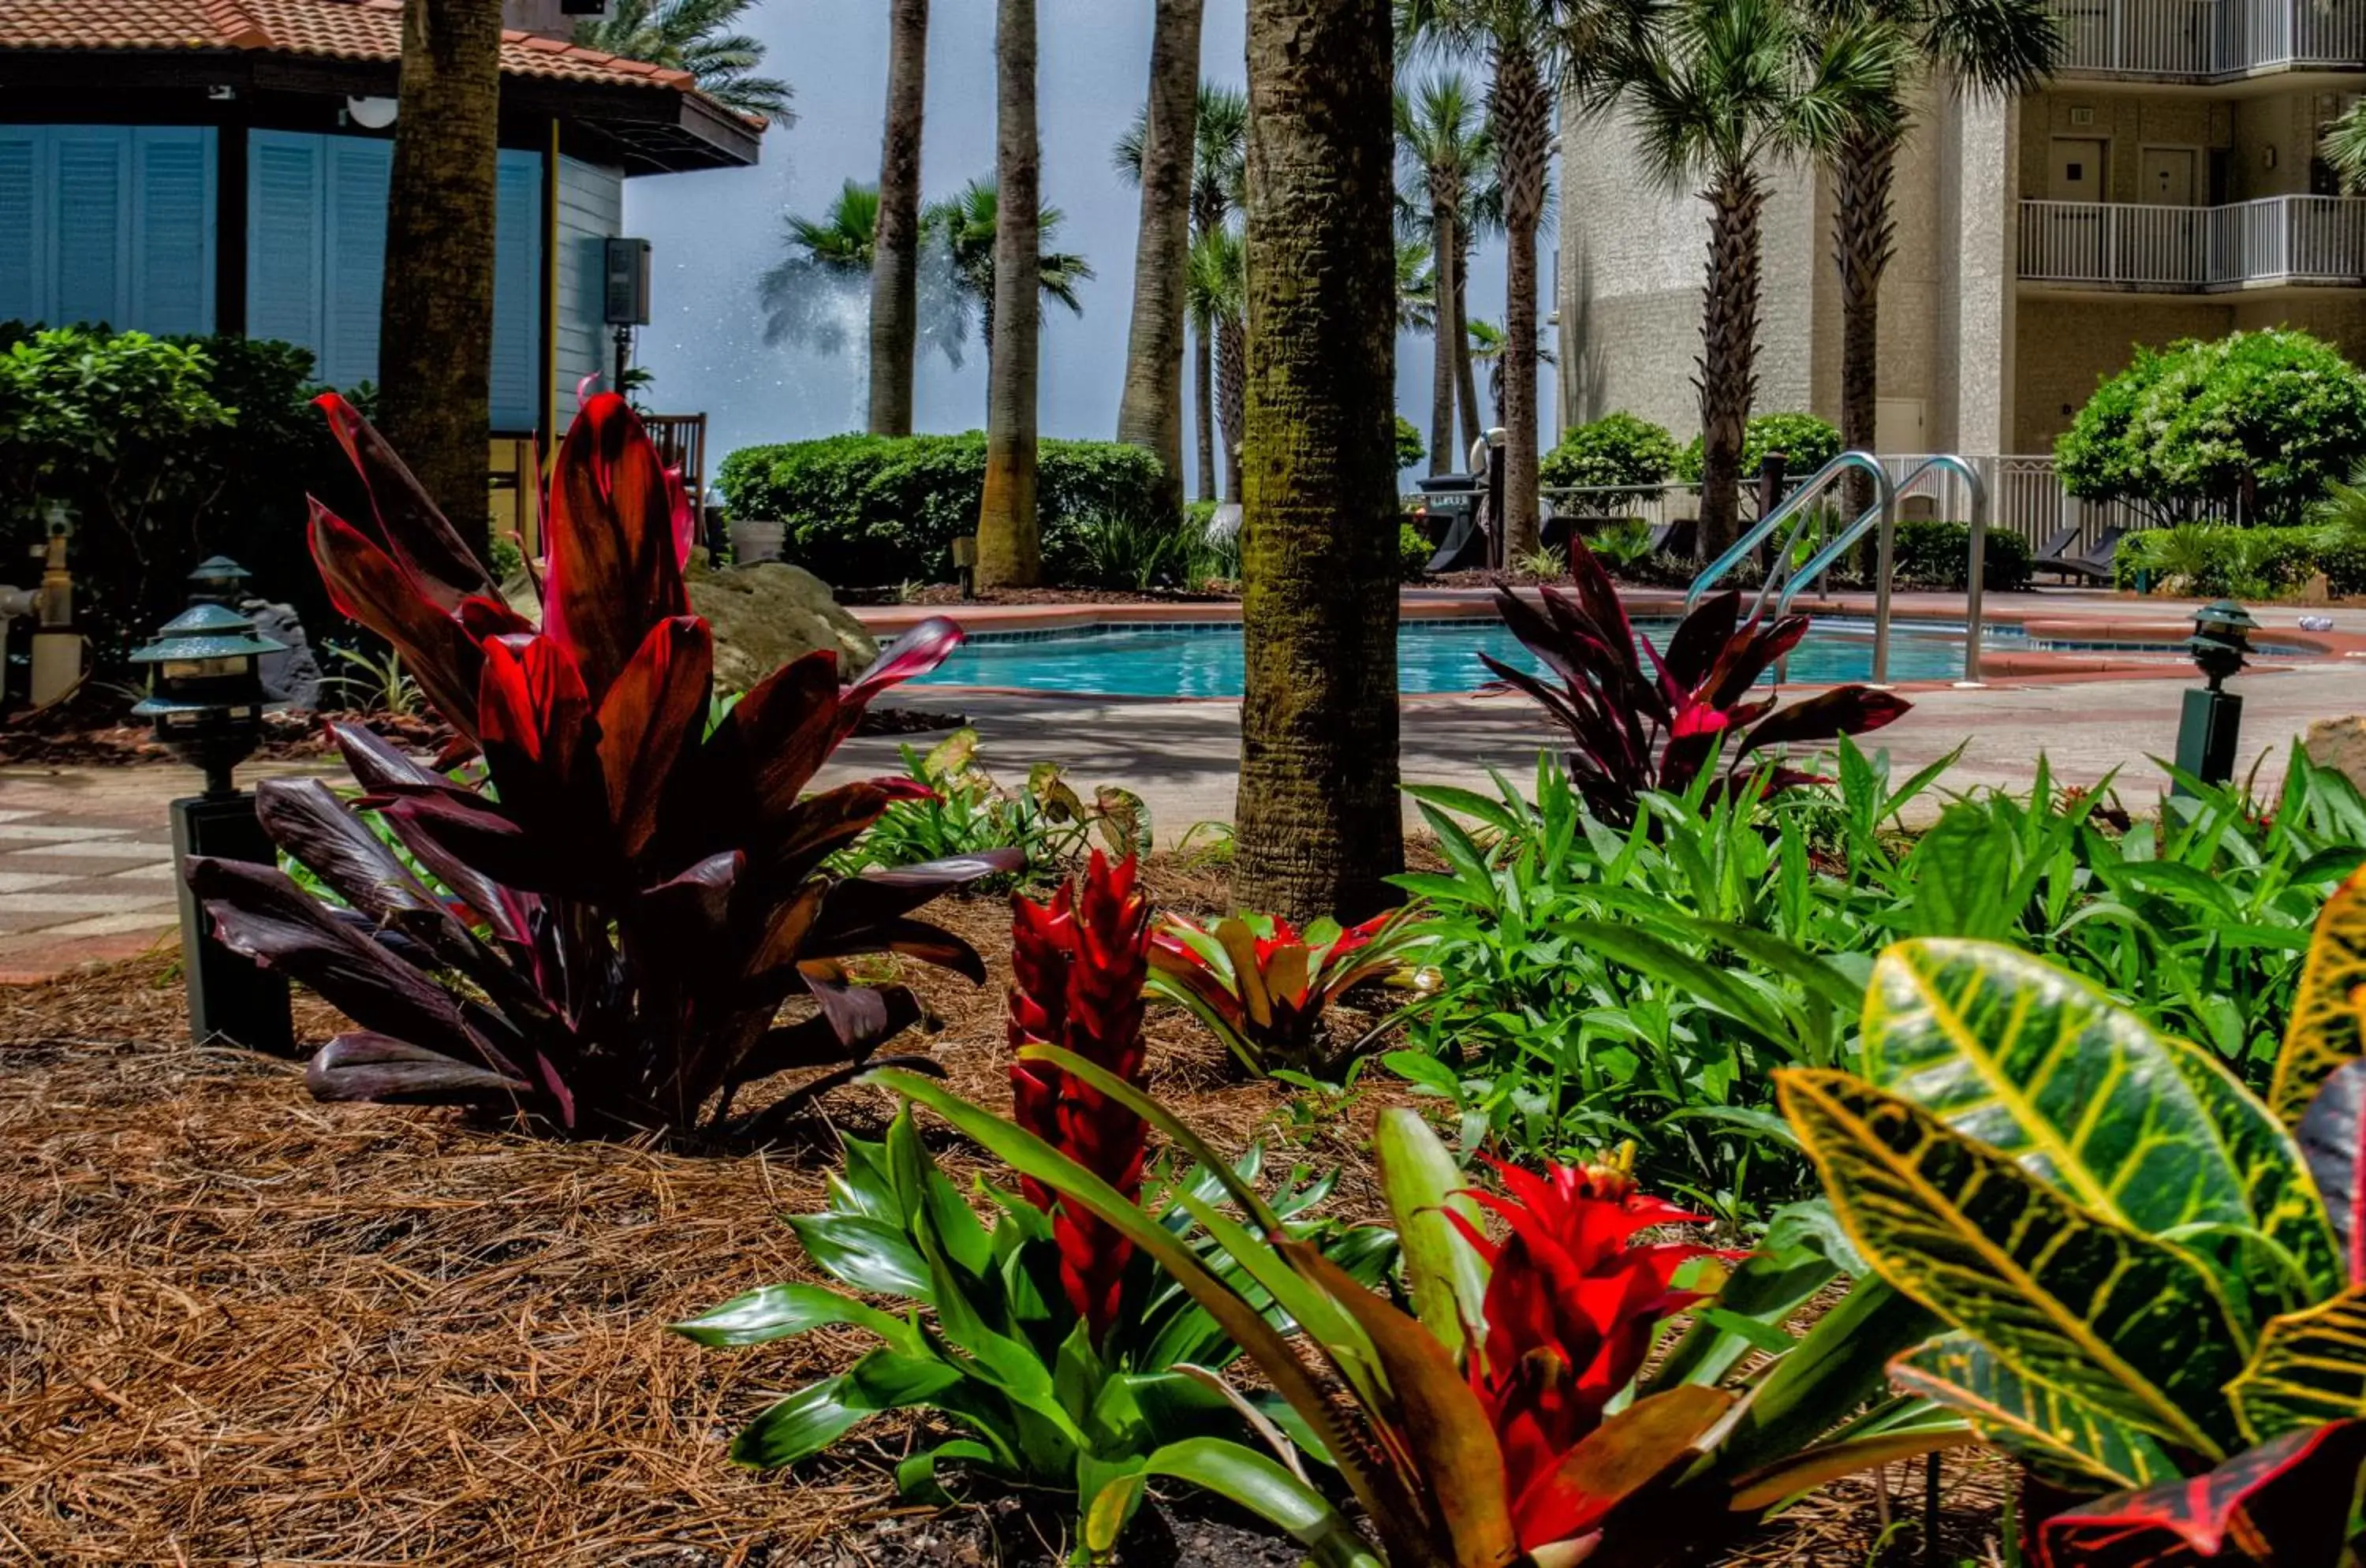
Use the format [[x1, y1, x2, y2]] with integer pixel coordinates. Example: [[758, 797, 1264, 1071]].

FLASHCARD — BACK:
[[908, 616, 2061, 696]]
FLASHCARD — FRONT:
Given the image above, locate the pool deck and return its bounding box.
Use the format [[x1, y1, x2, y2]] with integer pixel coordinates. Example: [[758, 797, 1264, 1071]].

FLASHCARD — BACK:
[[817, 587, 2366, 844]]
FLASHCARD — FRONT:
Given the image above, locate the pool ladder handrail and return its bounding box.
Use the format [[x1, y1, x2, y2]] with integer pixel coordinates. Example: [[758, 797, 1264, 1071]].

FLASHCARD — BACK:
[[1685, 450, 1900, 681], [1772, 454, 1990, 685]]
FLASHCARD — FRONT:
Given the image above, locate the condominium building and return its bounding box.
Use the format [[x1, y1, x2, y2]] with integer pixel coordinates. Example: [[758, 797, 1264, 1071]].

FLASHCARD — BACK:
[[1556, 0, 2366, 468]]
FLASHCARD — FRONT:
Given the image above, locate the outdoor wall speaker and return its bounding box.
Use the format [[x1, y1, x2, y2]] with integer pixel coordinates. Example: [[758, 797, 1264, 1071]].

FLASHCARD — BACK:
[[604, 238, 652, 327], [561, 1, 609, 13]]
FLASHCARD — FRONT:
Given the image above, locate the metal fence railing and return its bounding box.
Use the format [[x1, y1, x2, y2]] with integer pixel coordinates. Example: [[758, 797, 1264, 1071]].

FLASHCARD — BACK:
[[2047, 0, 2366, 77], [2019, 197, 2366, 291]]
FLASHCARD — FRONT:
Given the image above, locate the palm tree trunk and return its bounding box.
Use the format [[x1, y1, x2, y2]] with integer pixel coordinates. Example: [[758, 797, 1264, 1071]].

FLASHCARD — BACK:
[[1115, 0, 1204, 518], [378, 0, 502, 562], [1835, 129, 1896, 571], [1452, 233, 1482, 465], [1492, 39, 1548, 560], [1218, 311, 1245, 501], [1696, 172, 1765, 563], [975, 0, 1041, 588], [1195, 325, 1218, 501], [1235, 0, 1402, 923], [867, 0, 930, 436], [1427, 205, 1457, 476]]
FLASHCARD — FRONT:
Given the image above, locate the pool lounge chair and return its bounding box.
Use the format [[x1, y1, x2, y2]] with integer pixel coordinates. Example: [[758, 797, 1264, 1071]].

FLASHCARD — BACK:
[[2034, 525, 2124, 584]]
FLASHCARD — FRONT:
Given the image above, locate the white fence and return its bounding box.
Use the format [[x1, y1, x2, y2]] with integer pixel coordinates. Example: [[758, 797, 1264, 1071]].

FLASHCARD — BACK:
[[2020, 197, 2366, 290], [2048, 0, 2366, 77]]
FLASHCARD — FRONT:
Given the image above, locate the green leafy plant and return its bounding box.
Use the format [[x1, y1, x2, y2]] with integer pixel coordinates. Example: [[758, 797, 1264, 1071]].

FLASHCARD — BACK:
[[1889, 519, 2033, 593], [319, 644, 424, 719], [1148, 908, 1427, 1077], [1541, 412, 1681, 504], [2114, 521, 2366, 600], [1676, 413, 1842, 487], [1513, 544, 1568, 579], [1779, 872, 2366, 1563], [831, 728, 1150, 879], [2057, 328, 2366, 529], [1394, 415, 1426, 472], [1399, 519, 1434, 580]]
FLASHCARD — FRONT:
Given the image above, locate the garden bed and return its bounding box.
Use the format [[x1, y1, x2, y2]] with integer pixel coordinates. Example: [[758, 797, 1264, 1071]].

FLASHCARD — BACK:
[[0, 864, 2013, 1566]]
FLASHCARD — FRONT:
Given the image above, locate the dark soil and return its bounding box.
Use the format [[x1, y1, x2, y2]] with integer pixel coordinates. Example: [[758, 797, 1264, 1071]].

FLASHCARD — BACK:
[[810, 1490, 1311, 1568]]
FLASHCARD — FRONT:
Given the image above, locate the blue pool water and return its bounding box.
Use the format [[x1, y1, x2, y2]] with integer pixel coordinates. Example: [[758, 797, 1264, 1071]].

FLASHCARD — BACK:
[[909, 617, 2029, 697]]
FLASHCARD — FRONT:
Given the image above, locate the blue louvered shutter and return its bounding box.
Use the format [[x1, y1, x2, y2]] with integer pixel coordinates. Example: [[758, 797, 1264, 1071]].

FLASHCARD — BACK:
[[321, 136, 390, 390], [52, 129, 129, 328], [130, 129, 216, 336], [489, 149, 543, 432], [0, 130, 37, 324], [248, 131, 323, 353]]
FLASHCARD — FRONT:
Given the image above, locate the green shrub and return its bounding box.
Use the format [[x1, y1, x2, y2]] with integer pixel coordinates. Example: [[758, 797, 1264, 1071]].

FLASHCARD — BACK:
[[1394, 414, 1424, 472], [715, 431, 1169, 585], [0, 325, 356, 668], [1539, 411, 1680, 502], [2114, 521, 2366, 599], [1675, 412, 1841, 483], [1889, 518, 2032, 592], [1399, 519, 1432, 579], [2056, 328, 2366, 528]]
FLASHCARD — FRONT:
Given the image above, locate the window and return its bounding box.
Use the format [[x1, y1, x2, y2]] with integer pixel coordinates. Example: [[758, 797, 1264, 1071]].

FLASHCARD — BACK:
[[0, 127, 216, 336]]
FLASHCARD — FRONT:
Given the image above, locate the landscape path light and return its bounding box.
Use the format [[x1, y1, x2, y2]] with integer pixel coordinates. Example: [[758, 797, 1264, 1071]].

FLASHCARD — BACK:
[[2174, 597, 2256, 790]]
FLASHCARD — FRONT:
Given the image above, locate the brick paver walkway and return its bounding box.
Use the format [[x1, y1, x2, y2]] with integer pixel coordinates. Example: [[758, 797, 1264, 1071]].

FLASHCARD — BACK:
[[0, 781, 181, 983]]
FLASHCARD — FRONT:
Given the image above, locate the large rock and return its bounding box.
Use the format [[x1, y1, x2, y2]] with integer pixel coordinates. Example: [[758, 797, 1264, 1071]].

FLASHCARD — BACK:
[[687, 557, 879, 692], [2304, 715, 2366, 794]]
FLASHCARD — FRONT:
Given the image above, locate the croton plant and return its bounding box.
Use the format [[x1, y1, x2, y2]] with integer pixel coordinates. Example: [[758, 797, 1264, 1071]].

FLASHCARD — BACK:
[[1781, 867, 2366, 1565], [187, 391, 1015, 1137], [1487, 541, 1910, 825]]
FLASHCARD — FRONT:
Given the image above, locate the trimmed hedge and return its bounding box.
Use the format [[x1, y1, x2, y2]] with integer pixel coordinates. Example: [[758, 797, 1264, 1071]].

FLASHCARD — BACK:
[[716, 432, 1170, 585], [1540, 412, 1679, 501], [1676, 412, 1841, 484], [1890, 519, 2033, 592]]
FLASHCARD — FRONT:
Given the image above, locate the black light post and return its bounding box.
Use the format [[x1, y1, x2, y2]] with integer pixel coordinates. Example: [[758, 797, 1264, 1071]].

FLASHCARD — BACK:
[[2173, 598, 2256, 791], [132, 558, 293, 1051]]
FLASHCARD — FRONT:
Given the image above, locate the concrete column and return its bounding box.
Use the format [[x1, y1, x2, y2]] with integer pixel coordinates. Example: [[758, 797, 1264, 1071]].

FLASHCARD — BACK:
[[1939, 89, 2020, 455]]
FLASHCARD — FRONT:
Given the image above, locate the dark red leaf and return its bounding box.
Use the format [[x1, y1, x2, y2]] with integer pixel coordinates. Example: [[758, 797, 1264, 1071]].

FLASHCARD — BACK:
[[476, 634, 600, 836], [1697, 614, 1812, 707], [331, 722, 455, 796], [308, 504, 484, 737], [313, 392, 498, 609], [2301, 1061, 2366, 1286], [1663, 590, 1741, 693], [843, 618, 966, 710], [1737, 685, 1913, 757], [596, 617, 713, 859], [541, 391, 689, 704], [2037, 1420, 2366, 1568], [800, 974, 926, 1058], [253, 778, 480, 959], [306, 1031, 531, 1103]]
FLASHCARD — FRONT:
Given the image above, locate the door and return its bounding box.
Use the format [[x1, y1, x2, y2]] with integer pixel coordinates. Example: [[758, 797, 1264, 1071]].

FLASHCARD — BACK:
[[1875, 398, 1925, 456], [2050, 137, 2107, 201], [2140, 146, 2196, 206], [2042, 138, 2109, 280]]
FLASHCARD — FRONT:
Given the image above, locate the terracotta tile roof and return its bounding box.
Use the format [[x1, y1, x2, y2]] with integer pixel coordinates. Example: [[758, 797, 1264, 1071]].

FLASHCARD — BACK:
[[0, 0, 736, 106]]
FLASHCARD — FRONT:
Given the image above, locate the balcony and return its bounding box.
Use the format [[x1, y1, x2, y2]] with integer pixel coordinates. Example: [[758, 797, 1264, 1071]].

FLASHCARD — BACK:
[[2047, 0, 2366, 80], [2018, 196, 2366, 290]]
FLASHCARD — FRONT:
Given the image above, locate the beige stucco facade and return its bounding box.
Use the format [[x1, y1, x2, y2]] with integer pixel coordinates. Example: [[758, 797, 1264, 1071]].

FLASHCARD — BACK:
[[1556, 39, 2366, 461]]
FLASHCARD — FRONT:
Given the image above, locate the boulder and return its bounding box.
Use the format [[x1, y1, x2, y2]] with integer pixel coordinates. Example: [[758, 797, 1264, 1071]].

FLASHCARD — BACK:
[[686, 556, 879, 692], [2304, 715, 2366, 794]]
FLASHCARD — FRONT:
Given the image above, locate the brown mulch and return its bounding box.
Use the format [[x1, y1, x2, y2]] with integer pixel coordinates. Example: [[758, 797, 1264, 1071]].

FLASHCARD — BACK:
[[0, 854, 2008, 1566]]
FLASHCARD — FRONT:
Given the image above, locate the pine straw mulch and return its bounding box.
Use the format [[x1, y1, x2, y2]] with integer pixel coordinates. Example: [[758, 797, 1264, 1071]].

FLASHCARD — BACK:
[[0, 860, 2012, 1566]]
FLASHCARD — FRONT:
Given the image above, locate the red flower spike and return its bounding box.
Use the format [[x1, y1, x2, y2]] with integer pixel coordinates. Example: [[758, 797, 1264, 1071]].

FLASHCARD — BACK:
[[1450, 1151, 1730, 1551], [1008, 852, 1152, 1339]]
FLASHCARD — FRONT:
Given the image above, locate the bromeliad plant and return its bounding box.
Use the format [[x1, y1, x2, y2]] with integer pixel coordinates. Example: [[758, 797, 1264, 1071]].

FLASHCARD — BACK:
[[829, 726, 1151, 880], [1485, 541, 1909, 825], [674, 854, 1394, 1544], [1778, 868, 2366, 1565], [1148, 908, 1427, 1077], [188, 391, 1014, 1137]]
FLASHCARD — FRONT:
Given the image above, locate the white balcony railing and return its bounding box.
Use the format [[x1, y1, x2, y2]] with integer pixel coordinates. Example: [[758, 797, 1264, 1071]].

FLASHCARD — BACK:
[[2019, 196, 2366, 289], [2048, 0, 2366, 77]]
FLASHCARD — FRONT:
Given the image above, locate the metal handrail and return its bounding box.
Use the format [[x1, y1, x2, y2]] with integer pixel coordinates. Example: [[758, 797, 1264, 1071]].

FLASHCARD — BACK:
[[1773, 454, 1990, 685], [1685, 450, 1894, 610]]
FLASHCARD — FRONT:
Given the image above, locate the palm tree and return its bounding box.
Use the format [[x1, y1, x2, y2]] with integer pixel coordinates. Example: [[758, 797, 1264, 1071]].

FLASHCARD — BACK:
[[1235, 0, 1404, 921], [2333, 102, 2366, 189], [1397, 239, 1439, 333], [975, 0, 1041, 590], [866, 0, 931, 435], [757, 182, 884, 358], [1816, 0, 2057, 537], [927, 178, 1092, 373], [377, 0, 503, 560], [1113, 0, 1208, 517], [1593, 0, 1905, 559], [1188, 225, 1248, 502], [1466, 315, 1556, 424], [572, 0, 793, 118], [1395, 72, 1496, 473], [1120, 84, 1250, 501]]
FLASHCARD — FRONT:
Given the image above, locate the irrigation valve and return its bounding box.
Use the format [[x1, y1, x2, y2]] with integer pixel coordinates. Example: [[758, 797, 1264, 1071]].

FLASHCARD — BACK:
[[4, 502, 88, 708], [2174, 598, 2256, 790]]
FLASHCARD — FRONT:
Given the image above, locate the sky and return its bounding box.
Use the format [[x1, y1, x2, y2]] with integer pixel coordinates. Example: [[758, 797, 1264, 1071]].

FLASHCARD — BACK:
[[623, 0, 1544, 491]]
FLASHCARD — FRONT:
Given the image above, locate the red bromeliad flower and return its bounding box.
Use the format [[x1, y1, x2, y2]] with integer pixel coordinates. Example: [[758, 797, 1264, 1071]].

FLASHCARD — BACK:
[[1009, 851, 1154, 1338], [1147, 908, 1415, 1073], [1450, 1151, 1727, 1550]]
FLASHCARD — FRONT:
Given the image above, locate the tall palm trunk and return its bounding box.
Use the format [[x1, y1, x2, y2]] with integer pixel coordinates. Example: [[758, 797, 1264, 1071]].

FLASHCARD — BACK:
[[1217, 311, 1245, 501], [1453, 227, 1482, 462], [1195, 327, 1218, 500], [1235, 0, 1402, 922], [1427, 207, 1457, 476], [867, 0, 930, 435], [975, 0, 1041, 588], [1696, 172, 1765, 562], [378, 0, 502, 560], [1116, 0, 1205, 517], [1835, 129, 1896, 566], [1491, 39, 1549, 558]]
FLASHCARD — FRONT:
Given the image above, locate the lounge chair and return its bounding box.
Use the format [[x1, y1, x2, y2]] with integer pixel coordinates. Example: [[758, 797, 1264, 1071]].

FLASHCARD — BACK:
[[2034, 525, 2124, 584], [1425, 510, 1488, 573]]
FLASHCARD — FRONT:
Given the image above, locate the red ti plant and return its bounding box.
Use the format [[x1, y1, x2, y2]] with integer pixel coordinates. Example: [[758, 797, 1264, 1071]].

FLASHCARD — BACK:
[[1147, 908, 1423, 1076], [188, 391, 1017, 1137], [1009, 850, 1154, 1338], [1486, 541, 1910, 824]]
